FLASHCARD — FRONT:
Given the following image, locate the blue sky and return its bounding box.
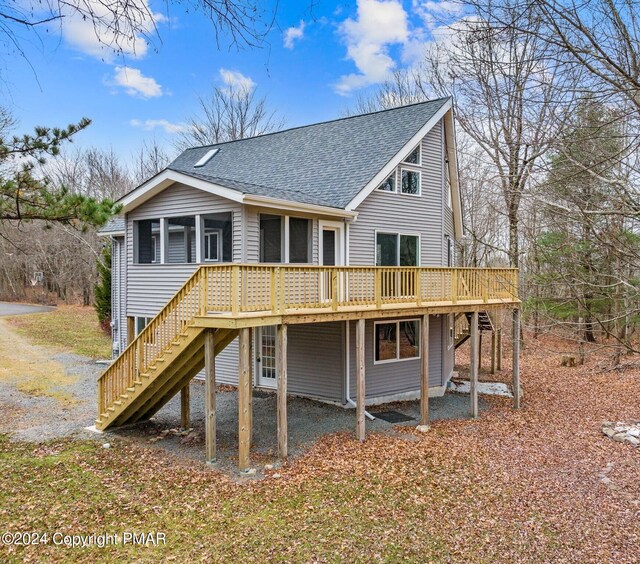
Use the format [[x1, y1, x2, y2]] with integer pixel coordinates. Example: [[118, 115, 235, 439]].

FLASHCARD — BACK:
[[1, 1, 459, 164]]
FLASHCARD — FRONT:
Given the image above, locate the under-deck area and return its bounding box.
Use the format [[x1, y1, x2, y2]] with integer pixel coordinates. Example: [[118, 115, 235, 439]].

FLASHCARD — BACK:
[[97, 265, 520, 471]]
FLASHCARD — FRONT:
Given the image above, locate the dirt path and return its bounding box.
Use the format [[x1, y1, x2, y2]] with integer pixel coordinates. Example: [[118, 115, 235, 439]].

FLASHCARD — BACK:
[[0, 318, 102, 441]]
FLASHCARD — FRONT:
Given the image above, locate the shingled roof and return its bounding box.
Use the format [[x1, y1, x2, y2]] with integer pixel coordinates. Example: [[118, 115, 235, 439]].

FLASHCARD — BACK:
[[166, 98, 451, 209]]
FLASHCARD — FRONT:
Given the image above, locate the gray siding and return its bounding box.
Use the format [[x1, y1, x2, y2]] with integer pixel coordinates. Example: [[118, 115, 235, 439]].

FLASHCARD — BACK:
[[348, 316, 444, 400], [111, 235, 127, 357], [287, 322, 343, 401], [349, 119, 445, 267]]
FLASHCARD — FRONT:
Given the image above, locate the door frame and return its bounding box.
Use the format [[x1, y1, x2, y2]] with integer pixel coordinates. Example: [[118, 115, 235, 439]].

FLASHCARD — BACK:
[[319, 220, 346, 266]]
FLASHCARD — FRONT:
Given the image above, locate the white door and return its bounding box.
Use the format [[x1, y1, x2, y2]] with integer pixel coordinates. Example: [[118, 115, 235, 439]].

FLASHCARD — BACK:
[[256, 325, 277, 388]]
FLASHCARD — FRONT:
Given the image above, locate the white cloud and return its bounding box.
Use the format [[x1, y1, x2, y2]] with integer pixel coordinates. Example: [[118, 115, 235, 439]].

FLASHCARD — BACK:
[[130, 119, 189, 134], [219, 68, 256, 92], [113, 67, 162, 98], [61, 0, 166, 60], [413, 0, 465, 30], [334, 0, 409, 95], [283, 20, 306, 49]]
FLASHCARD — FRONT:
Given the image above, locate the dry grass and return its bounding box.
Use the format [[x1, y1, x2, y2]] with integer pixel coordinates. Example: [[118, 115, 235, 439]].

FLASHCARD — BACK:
[[6, 305, 111, 359]]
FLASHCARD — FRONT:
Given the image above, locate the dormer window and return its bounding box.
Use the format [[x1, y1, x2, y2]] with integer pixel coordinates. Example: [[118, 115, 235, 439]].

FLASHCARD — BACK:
[[401, 169, 421, 195], [403, 144, 421, 165], [377, 173, 396, 192]]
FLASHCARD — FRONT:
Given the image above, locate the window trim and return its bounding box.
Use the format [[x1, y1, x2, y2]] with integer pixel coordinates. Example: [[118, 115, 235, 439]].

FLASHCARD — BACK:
[[373, 318, 422, 365], [399, 167, 422, 196], [204, 229, 223, 262], [374, 230, 421, 267], [401, 142, 421, 166]]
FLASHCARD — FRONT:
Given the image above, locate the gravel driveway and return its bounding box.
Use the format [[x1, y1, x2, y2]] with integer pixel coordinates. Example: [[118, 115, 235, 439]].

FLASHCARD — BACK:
[[0, 302, 55, 316]]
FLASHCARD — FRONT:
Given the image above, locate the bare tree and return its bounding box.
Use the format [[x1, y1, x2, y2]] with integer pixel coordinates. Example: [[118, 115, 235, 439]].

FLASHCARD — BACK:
[[175, 82, 285, 150], [132, 139, 174, 184]]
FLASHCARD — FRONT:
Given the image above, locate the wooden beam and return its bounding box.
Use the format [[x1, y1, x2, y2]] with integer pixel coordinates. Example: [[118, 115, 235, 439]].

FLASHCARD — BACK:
[[512, 309, 521, 409], [469, 311, 479, 418], [180, 383, 190, 430], [356, 318, 366, 442], [238, 327, 251, 471], [205, 329, 216, 463], [478, 332, 483, 372], [496, 328, 502, 371], [420, 314, 430, 426], [276, 324, 288, 459], [490, 331, 497, 375], [127, 316, 135, 343]]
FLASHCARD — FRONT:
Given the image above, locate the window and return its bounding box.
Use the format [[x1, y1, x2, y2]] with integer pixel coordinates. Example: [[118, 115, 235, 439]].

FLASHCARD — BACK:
[[204, 230, 221, 262], [446, 235, 454, 267], [289, 217, 310, 263], [403, 144, 421, 165], [203, 212, 232, 262], [401, 168, 421, 195], [374, 319, 420, 363], [260, 214, 282, 262], [135, 219, 160, 264], [166, 216, 196, 264], [135, 316, 152, 336], [260, 214, 311, 264], [376, 233, 419, 266], [377, 173, 396, 192]]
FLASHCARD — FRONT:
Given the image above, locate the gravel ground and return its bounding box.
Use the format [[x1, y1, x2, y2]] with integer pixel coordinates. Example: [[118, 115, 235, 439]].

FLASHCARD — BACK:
[[112, 381, 487, 474]]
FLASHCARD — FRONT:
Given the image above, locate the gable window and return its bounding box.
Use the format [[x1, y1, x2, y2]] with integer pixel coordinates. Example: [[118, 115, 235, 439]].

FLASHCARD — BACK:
[[374, 319, 420, 363], [377, 173, 396, 192], [401, 168, 421, 195], [403, 144, 421, 165], [376, 233, 419, 266]]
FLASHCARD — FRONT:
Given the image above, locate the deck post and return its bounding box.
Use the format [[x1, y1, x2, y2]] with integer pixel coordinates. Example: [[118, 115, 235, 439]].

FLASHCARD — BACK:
[[513, 309, 521, 409], [420, 314, 429, 426], [180, 383, 190, 430], [127, 316, 135, 344], [497, 328, 503, 371], [490, 330, 497, 374], [238, 327, 251, 471], [356, 318, 366, 441], [204, 329, 216, 464], [478, 332, 483, 372], [470, 311, 479, 418], [276, 324, 288, 459]]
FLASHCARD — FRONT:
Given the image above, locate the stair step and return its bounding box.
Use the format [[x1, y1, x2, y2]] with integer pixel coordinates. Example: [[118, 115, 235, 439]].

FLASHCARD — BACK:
[[120, 394, 129, 400], [107, 406, 115, 413], [127, 387, 136, 393]]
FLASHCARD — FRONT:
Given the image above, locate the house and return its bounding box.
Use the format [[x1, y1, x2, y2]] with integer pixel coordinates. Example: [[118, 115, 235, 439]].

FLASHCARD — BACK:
[[97, 98, 520, 470]]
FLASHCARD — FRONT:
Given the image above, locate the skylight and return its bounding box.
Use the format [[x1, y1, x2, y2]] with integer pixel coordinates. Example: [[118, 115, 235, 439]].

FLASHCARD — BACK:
[[194, 148, 219, 167]]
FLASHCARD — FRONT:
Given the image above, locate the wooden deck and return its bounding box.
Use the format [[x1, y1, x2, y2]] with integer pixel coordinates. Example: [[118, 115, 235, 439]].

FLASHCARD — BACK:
[[96, 264, 519, 444]]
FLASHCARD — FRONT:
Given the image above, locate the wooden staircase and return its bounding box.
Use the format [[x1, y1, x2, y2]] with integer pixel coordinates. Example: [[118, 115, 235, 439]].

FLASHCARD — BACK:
[[95, 269, 237, 431], [454, 311, 494, 349]]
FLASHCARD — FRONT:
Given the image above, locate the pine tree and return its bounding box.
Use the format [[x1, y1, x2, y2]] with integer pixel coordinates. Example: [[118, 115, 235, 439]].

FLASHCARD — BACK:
[[94, 244, 112, 333]]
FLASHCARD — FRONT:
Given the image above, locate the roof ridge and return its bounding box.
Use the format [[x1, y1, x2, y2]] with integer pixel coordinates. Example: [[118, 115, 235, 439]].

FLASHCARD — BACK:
[[181, 97, 452, 151]]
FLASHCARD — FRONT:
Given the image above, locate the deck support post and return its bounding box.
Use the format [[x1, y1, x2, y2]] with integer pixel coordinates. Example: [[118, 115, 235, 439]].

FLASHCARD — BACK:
[[276, 324, 288, 459], [420, 314, 430, 427], [497, 328, 503, 371], [356, 318, 366, 442], [127, 316, 135, 344], [238, 327, 252, 471], [204, 329, 216, 464], [180, 383, 190, 430], [490, 331, 497, 375], [470, 311, 479, 418], [513, 309, 521, 409], [478, 332, 483, 372]]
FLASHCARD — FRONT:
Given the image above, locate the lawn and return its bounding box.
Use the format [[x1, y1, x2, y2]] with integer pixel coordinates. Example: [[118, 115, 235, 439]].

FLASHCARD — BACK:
[[1, 335, 639, 562], [6, 305, 111, 359]]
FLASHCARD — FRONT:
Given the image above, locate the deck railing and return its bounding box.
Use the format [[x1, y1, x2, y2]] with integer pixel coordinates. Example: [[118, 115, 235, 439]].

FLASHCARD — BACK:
[[98, 265, 518, 416]]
